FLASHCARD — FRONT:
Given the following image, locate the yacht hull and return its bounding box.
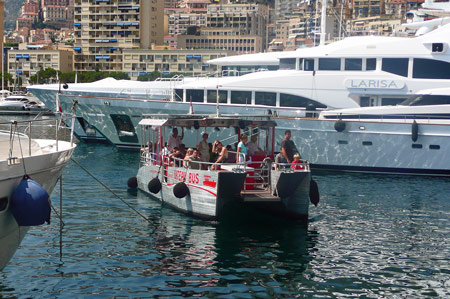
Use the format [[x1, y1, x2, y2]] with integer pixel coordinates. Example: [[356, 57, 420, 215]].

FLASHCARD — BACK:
[[0, 141, 75, 270], [297, 118, 450, 175]]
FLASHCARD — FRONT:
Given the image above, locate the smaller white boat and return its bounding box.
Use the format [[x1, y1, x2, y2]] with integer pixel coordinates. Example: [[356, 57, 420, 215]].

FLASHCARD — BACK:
[[0, 94, 46, 112], [0, 114, 77, 270], [132, 114, 319, 222]]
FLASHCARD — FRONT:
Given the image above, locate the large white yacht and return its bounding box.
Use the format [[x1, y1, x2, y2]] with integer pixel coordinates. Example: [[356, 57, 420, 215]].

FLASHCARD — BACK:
[[295, 87, 450, 175], [29, 22, 450, 149]]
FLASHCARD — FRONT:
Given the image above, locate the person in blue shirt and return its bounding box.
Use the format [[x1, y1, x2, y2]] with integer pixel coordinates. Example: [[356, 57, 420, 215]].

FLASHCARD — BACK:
[[236, 134, 249, 164]]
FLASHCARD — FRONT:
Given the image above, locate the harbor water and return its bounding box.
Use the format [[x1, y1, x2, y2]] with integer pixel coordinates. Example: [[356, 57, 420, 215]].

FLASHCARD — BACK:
[[1, 142, 450, 297]]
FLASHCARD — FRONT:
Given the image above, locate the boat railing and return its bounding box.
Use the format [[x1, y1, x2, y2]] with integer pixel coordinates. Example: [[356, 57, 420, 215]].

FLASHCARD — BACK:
[[273, 160, 310, 172], [0, 113, 76, 158], [140, 150, 275, 192]]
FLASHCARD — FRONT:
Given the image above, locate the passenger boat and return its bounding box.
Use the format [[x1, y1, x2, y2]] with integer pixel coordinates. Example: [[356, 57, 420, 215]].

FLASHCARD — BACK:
[[296, 88, 450, 176], [132, 114, 317, 222], [28, 21, 450, 150], [0, 114, 77, 270]]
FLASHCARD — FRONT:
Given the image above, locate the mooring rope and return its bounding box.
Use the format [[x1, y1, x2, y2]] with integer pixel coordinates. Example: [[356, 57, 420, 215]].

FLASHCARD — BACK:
[[70, 157, 155, 225]]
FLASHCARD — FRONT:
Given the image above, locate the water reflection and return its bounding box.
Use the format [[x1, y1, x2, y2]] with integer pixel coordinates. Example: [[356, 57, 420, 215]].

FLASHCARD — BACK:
[[135, 191, 318, 296]]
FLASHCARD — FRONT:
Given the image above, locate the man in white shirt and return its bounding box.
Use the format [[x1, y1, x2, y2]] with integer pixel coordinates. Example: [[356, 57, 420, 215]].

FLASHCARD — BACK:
[[167, 127, 184, 151]]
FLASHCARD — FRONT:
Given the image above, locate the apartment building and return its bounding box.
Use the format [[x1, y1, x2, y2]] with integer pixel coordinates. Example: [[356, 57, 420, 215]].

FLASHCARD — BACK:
[[123, 49, 229, 79], [206, 3, 269, 50], [16, 0, 40, 31], [73, 0, 164, 73], [352, 0, 385, 18], [177, 27, 263, 54], [167, 12, 207, 36], [42, 3, 75, 28], [8, 45, 73, 84]]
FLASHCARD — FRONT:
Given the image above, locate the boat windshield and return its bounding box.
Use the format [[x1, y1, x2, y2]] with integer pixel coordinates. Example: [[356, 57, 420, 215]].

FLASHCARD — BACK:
[[399, 94, 450, 106]]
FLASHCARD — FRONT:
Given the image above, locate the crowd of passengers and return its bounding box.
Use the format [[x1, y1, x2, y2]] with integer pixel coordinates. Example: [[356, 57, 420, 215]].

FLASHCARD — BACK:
[[142, 128, 305, 171]]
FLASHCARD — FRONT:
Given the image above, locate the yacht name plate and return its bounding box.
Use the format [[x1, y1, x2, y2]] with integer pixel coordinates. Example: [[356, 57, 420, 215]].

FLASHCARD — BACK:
[[345, 79, 405, 89]]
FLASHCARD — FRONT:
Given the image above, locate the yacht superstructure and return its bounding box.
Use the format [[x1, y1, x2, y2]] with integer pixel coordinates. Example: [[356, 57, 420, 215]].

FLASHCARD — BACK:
[[29, 22, 450, 149]]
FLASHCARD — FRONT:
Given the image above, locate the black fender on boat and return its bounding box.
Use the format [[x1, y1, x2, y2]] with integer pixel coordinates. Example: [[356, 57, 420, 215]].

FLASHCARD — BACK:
[[148, 178, 162, 194], [309, 179, 320, 207], [411, 120, 419, 142], [127, 177, 138, 188], [174, 182, 190, 198], [334, 119, 346, 132]]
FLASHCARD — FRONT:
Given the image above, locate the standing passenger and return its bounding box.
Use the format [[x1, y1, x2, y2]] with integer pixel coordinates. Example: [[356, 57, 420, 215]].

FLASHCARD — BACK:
[[280, 130, 298, 164], [197, 132, 210, 164], [236, 134, 249, 163], [167, 127, 184, 151]]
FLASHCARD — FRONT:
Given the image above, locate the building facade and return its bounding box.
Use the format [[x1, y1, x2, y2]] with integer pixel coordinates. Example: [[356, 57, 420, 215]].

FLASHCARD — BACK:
[[73, 0, 164, 73], [123, 49, 229, 79], [177, 27, 263, 54], [8, 45, 73, 84]]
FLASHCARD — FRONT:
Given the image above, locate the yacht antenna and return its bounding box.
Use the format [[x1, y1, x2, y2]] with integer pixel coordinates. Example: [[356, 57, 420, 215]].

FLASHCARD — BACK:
[[216, 85, 221, 117], [320, 0, 327, 46]]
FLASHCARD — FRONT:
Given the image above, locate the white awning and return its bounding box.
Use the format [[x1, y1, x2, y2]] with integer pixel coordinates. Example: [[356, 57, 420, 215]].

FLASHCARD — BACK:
[[138, 119, 167, 127]]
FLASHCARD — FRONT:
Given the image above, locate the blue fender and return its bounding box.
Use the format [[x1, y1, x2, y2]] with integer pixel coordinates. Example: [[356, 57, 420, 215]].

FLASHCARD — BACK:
[[10, 175, 50, 226]]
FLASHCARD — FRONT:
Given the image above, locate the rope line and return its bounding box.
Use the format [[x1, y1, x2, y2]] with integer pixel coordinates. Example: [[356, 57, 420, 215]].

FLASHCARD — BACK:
[[70, 157, 155, 225]]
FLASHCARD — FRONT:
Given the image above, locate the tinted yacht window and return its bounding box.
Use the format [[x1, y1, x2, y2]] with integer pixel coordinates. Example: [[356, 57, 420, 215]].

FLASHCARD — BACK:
[[304, 59, 315, 71], [345, 58, 362, 70], [319, 58, 341, 70], [231, 91, 252, 104], [400, 95, 450, 106], [255, 92, 276, 106], [186, 89, 204, 102], [175, 89, 183, 101], [207, 90, 227, 103], [382, 58, 408, 77], [280, 93, 327, 108], [366, 58, 376, 70], [279, 58, 296, 70], [413, 58, 450, 79]]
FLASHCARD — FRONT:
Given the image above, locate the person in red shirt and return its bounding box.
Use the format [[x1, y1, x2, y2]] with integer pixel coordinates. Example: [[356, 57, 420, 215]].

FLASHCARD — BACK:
[[291, 153, 305, 170]]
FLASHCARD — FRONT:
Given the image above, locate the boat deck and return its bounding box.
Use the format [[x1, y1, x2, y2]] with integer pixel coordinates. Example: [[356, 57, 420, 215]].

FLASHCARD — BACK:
[[241, 190, 281, 202]]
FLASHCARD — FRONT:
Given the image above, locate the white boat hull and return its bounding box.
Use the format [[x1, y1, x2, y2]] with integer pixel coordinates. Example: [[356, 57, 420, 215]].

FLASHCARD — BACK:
[[296, 118, 450, 175], [0, 140, 75, 270]]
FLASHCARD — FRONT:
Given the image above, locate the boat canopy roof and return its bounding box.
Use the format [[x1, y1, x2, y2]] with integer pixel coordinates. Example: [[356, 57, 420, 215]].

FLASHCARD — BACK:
[[139, 114, 277, 129]]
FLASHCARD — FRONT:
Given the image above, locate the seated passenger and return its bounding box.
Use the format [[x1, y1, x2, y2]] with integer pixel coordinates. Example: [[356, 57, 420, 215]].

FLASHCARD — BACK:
[[247, 135, 264, 156], [291, 153, 305, 170], [169, 147, 183, 166], [184, 149, 201, 169]]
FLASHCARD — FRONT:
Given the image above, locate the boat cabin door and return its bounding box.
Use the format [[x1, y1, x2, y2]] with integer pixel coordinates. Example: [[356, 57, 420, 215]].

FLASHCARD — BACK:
[[360, 96, 380, 107]]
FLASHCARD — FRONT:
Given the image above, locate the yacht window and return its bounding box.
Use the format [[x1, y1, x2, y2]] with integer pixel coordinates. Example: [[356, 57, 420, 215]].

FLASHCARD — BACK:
[[413, 58, 450, 79], [279, 58, 296, 70], [304, 59, 314, 71], [319, 58, 341, 70], [382, 58, 408, 77], [411, 144, 422, 149], [400, 95, 450, 106], [207, 90, 227, 103], [231, 91, 251, 104], [174, 89, 183, 101], [110, 114, 138, 143], [279, 93, 327, 108], [381, 98, 407, 106], [345, 58, 362, 71], [186, 89, 204, 102], [366, 58, 376, 70], [429, 145, 440, 150], [255, 92, 276, 106], [298, 58, 303, 70], [360, 97, 370, 107]]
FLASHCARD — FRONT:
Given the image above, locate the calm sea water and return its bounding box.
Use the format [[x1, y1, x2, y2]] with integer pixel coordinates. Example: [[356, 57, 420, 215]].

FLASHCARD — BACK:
[[1, 142, 449, 298]]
